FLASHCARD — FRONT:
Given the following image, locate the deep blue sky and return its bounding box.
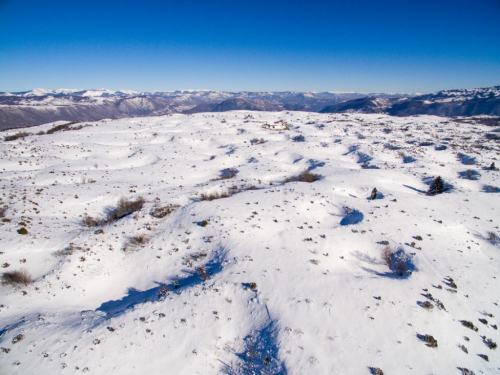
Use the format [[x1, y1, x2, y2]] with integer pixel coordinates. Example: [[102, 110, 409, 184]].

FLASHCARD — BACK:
[[0, 0, 499, 93]]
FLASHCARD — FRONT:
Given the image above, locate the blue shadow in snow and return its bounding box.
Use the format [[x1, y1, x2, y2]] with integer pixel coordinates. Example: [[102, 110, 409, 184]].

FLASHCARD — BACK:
[[403, 185, 427, 194], [222, 319, 287, 375], [308, 159, 326, 170], [343, 145, 358, 156], [367, 191, 385, 200], [402, 155, 417, 163], [458, 170, 481, 180], [96, 250, 226, 318], [340, 209, 364, 226], [357, 152, 373, 164], [482, 185, 500, 193], [457, 152, 477, 165]]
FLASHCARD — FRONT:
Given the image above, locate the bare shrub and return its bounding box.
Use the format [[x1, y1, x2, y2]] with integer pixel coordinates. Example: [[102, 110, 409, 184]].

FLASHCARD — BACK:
[[46, 121, 80, 134], [381, 245, 392, 266], [395, 261, 407, 276], [112, 197, 145, 220], [487, 231, 499, 242], [82, 214, 102, 228], [4, 132, 30, 141], [125, 234, 148, 251], [285, 169, 321, 183], [478, 354, 489, 361], [83, 197, 145, 227], [482, 336, 497, 350], [17, 227, 28, 235], [158, 286, 169, 296], [196, 266, 208, 281], [12, 334, 24, 344], [420, 301, 434, 310], [0, 206, 7, 218], [368, 368, 384, 375], [460, 320, 478, 331], [418, 334, 438, 348], [150, 204, 179, 219], [250, 138, 265, 145], [200, 191, 232, 201], [1, 269, 32, 286]]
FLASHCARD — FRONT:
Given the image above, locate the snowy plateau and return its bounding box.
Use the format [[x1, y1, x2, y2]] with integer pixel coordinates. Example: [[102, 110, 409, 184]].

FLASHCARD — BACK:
[[0, 111, 499, 375]]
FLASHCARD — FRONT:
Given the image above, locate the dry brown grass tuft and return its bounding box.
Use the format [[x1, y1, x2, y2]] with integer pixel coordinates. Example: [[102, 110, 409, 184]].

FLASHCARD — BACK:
[[1, 269, 32, 286], [285, 170, 321, 183]]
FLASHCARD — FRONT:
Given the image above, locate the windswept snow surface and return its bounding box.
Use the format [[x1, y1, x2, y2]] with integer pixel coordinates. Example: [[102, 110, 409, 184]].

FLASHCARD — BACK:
[[0, 112, 499, 374]]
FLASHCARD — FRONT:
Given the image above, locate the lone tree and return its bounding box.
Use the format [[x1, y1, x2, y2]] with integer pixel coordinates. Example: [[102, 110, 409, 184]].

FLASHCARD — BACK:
[[489, 162, 498, 171], [427, 176, 446, 196], [371, 188, 378, 200]]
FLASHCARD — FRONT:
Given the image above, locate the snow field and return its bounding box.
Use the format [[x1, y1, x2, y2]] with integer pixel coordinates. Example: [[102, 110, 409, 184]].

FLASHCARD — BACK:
[[0, 111, 499, 374]]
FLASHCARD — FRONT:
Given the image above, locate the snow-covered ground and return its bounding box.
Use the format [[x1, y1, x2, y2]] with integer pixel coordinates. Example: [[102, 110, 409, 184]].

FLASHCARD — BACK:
[[0, 111, 499, 374]]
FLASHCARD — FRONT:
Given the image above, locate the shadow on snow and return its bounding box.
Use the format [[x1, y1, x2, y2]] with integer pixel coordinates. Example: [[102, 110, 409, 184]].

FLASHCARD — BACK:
[[96, 249, 226, 318]]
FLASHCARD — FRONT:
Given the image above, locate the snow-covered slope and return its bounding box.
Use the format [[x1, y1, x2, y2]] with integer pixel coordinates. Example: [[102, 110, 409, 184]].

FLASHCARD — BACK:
[[0, 112, 499, 374]]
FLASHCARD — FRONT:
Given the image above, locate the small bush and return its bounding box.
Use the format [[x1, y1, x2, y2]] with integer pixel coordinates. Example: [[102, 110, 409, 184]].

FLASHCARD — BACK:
[[368, 368, 384, 375], [0, 206, 7, 218], [158, 286, 169, 296], [381, 245, 392, 266], [420, 301, 434, 310], [482, 336, 497, 350], [123, 235, 148, 252], [487, 231, 499, 242], [478, 354, 489, 361], [250, 138, 265, 145], [112, 197, 145, 221], [395, 261, 407, 276], [200, 220, 209, 227], [458, 368, 475, 375], [459, 320, 478, 331], [4, 132, 29, 141], [12, 334, 24, 344], [418, 334, 438, 348], [249, 282, 258, 292], [285, 170, 321, 183], [1, 269, 32, 286], [200, 191, 232, 201], [196, 266, 208, 281], [46, 121, 80, 134], [82, 214, 102, 228], [150, 204, 179, 219], [427, 176, 447, 195], [17, 227, 28, 235]]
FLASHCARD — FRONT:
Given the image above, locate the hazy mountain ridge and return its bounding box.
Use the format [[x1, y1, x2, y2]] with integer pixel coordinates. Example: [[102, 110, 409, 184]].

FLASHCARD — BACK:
[[0, 86, 498, 130], [320, 86, 500, 117], [0, 90, 408, 130]]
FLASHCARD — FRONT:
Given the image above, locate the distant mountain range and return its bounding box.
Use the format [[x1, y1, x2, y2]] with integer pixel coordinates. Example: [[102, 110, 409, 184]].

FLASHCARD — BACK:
[[0, 86, 498, 130], [320, 86, 500, 117]]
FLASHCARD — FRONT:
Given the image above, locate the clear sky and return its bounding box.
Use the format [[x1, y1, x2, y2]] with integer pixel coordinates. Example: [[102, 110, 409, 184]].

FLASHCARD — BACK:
[[0, 0, 499, 93]]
